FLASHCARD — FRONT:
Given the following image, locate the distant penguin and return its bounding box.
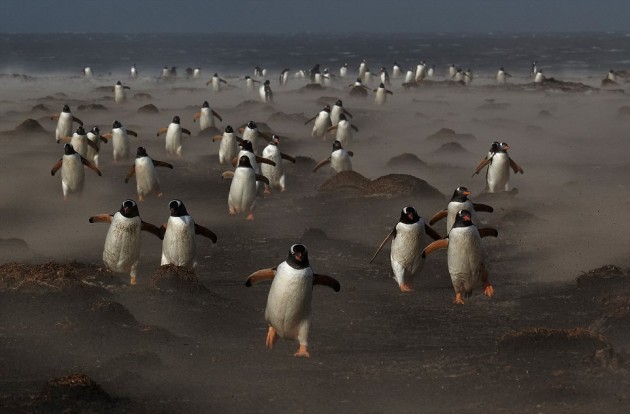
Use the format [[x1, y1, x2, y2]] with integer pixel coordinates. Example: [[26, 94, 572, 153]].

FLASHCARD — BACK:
[[380, 67, 390, 85], [607, 69, 617, 82], [534, 70, 545, 83], [245, 243, 340, 357], [239, 121, 271, 154], [212, 125, 240, 165], [157, 116, 191, 157], [124, 146, 174, 201], [129, 64, 138, 79], [193, 67, 201, 78], [89, 199, 163, 285], [101, 120, 138, 162], [51, 105, 83, 143], [313, 140, 353, 173], [363, 68, 373, 86], [260, 80, 273, 103], [309, 63, 321, 84], [160, 199, 217, 269], [453, 68, 465, 82], [161, 66, 170, 80], [114, 81, 130, 103], [415, 61, 427, 82], [427, 64, 435, 77], [370, 206, 441, 292], [429, 187, 494, 233], [193, 101, 222, 132], [207, 73, 228, 93], [84, 67, 93, 79], [404, 70, 415, 84], [326, 114, 358, 146], [464, 69, 473, 85], [422, 210, 498, 304], [86, 126, 108, 168], [392, 62, 402, 79], [244, 75, 261, 92], [279, 68, 291, 86], [373, 82, 393, 105], [322, 68, 332, 87], [448, 64, 457, 78], [261, 135, 295, 193], [339, 62, 349, 78], [222, 155, 270, 220], [497, 67, 512, 84], [51, 144, 102, 200], [330, 99, 353, 126], [254, 66, 264, 78], [305, 105, 332, 138], [358, 59, 367, 80], [349, 78, 370, 97], [472, 141, 524, 193], [531, 60, 538, 77]]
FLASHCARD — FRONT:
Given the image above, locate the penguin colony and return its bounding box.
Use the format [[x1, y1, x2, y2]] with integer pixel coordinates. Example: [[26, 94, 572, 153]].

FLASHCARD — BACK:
[[47, 60, 534, 357]]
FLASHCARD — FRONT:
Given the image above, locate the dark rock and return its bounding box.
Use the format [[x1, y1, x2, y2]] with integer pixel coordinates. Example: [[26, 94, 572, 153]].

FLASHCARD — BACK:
[[137, 104, 159, 114]]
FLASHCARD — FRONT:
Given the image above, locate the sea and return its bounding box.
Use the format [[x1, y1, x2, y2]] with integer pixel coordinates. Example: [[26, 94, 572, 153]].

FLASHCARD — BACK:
[[1, 32, 629, 80]]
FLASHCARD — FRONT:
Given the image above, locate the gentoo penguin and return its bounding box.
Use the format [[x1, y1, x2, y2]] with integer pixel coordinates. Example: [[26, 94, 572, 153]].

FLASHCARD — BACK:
[[392, 62, 402, 79], [448, 64, 457, 78], [233, 139, 276, 192], [259, 80, 273, 103], [86, 126, 108, 168], [313, 140, 353, 173], [157, 116, 191, 157], [452, 68, 465, 82], [206, 73, 228, 93], [404, 70, 415, 84], [51, 144, 102, 200], [212, 125, 241, 165], [160, 199, 217, 269], [114, 81, 130, 103], [531, 61, 538, 77], [422, 210, 498, 304], [129, 64, 138, 79], [534, 70, 545, 83], [607, 69, 617, 82], [304, 105, 332, 138], [358, 59, 367, 80], [222, 155, 270, 220], [380, 67, 390, 85], [193, 67, 201, 78], [279, 68, 290, 86], [261, 135, 296, 193], [339, 62, 349, 78], [309, 63, 321, 84], [124, 147, 174, 201], [193, 101, 222, 132], [245, 244, 340, 357], [427, 64, 435, 77], [348, 78, 370, 97], [330, 99, 353, 127], [464, 69, 473, 85], [239, 121, 271, 154], [362, 67, 373, 86], [429, 187, 494, 233], [472, 141, 524, 193], [254, 66, 264, 78], [244, 75, 261, 92], [373, 83, 393, 105], [89, 199, 163, 285], [101, 120, 138, 162], [322, 68, 332, 87], [326, 114, 358, 146], [51, 105, 83, 143], [84, 67, 93, 79], [497, 67, 512, 84], [415, 61, 427, 82], [57, 126, 98, 159], [161, 66, 170, 80], [370, 206, 441, 292]]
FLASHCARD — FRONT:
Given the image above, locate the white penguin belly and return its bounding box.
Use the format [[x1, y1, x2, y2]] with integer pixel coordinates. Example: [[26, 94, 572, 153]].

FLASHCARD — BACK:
[[228, 168, 257, 213], [103, 214, 141, 273], [375, 89, 387, 105], [70, 135, 88, 158], [165, 124, 182, 156], [390, 222, 425, 284], [312, 114, 329, 137], [56, 113, 72, 142], [487, 154, 510, 192], [86, 134, 100, 163], [61, 155, 85, 194], [261, 147, 284, 188], [199, 108, 214, 130], [112, 129, 130, 161], [218, 134, 238, 164], [135, 157, 159, 197], [335, 121, 353, 146], [114, 85, 125, 103], [330, 150, 352, 172], [162, 216, 196, 268], [447, 227, 488, 292], [330, 107, 342, 126]]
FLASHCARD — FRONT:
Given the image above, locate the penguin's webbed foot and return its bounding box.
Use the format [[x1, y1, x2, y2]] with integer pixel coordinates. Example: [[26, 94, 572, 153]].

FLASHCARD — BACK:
[[399, 283, 414, 292], [130, 276, 137, 285], [294, 345, 310, 358], [246, 212, 255, 221], [280, 187, 287, 193], [483, 282, 494, 297], [263, 186, 271, 194], [453, 292, 465, 305], [266, 326, 278, 349]]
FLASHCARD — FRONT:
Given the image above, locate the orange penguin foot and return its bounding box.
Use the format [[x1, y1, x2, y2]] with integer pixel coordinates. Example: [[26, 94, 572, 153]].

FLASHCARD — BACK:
[[294, 345, 310, 358], [138, 195, 145, 202], [228, 209, 237, 216], [263, 186, 271, 194], [399, 283, 414, 292], [265, 326, 278, 349], [280, 187, 287, 193], [453, 292, 465, 305], [483, 283, 494, 297], [129, 276, 137, 285], [246, 212, 255, 221]]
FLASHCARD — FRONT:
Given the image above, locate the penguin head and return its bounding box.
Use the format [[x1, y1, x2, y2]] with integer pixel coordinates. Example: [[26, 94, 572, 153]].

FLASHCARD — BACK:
[[452, 186, 471, 202], [264, 80, 270, 85], [116, 81, 122, 86], [399, 206, 420, 224], [172, 116, 180, 124], [62, 105, 70, 113], [237, 155, 253, 169], [225, 125, 233, 133], [379, 83, 385, 88], [332, 140, 343, 151], [213, 73, 218, 77], [63, 143, 76, 156], [338, 114, 347, 122], [239, 139, 254, 153], [136, 146, 148, 158], [75, 126, 86, 135], [202, 101, 209, 108], [169, 199, 188, 217], [335, 99, 343, 106], [343, 63, 348, 67], [287, 244, 310, 269], [270, 134, 280, 146], [90, 126, 100, 135], [355, 78, 362, 83], [247, 121, 256, 130], [453, 209, 474, 228], [489, 141, 500, 153], [112, 120, 122, 129], [120, 199, 139, 218], [323, 105, 331, 113]]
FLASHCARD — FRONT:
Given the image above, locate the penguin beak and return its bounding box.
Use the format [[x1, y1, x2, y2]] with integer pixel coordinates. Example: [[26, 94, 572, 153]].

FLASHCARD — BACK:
[[294, 252, 303, 262], [463, 190, 471, 196], [407, 212, 415, 221], [463, 215, 471, 222]]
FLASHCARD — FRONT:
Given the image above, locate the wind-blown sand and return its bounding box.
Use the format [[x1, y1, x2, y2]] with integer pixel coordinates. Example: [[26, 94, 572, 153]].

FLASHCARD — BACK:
[[0, 72, 629, 413]]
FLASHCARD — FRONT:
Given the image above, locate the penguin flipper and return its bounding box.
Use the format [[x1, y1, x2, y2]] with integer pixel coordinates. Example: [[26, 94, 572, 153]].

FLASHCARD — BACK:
[[127, 129, 138, 137], [313, 274, 341, 292], [509, 158, 524, 174], [212, 110, 223, 121], [222, 171, 235, 179], [472, 158, 492, 176], [99, 135, 108, 143], [81, 156, 102, 176], [326, 125, 338, 133], [153, 160, 174, 169], [386, 90, 393, 95], [194, 224, 217, 243], [89, 214, 113, 224], [245, 268, 276, 287], [255, 174, 270, 185], [369, 230, 395, 263], [424, 224, 442, 241], [312, 158, 331, 172], [422, 239, 448, 258], [429, 209, 448, 225], [51, 159, 63, 176], [87, 139, 99, 151], [193, 112, 201, 122], [472, 203, 494, 213], [181, 128, 192, 136], [156, 127, 168, 136], [343, 109, 353, 118], [351, 124, 359, 132], [141, 221, 163, 239], [478, 228, 499, 238], [347, 151, 354, 157], [280, 153, 296, 163], [212, 135, 223, 142], [256, 156, 276, 166], [124, 165, 136, 183], [304, 116, 317, 125], [101, 133, 113, 140], [72, 116, 83, 126]]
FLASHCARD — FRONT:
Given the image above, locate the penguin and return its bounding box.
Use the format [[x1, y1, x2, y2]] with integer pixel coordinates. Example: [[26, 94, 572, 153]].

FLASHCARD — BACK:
[[169, 66, 177, 78], [373, 83, 393, 106], [222, 155, 270, 220], [254, 66, 264, 78], [427, 64, 435, 78], [392, 62, 402, 79], [89, 199, 163, 285], [114, 81, 130, 103], [304, 105, 332, 138], [51, 105, 83, 143], [206, 73, 228, 93], [129, 64, 138, 79], [83, 67, 93, 79], [193, 101, 222, 132], [57, 126, 98, 159], [245, 244, 340, 357], [160, 199, 217, 269], [339, 62, 349, 78], [358, 59, 367, 80], [422, 210, 498, 305], [51, 144, 102, 200], [313, 140, 353, 173], [259, 80, 273, 103], [404, 70, 415, 84], [349, 78, 370, 97], [464, 69, 473, 85], [101, 120, 138, 162], [452, 68, 465, 82], [322, 68, 332, 87], [362, 68, 373, 87], [415, 61, 427, 82], [161, 66, 171, 80], [157, 116, 191, 158], [232, 139, 276, 192], [238, 121, 271, 155], [531, 60, 538, 77], [244, 75, 261, 92], [429, 187, 494, 233], [497, 67, 512, 84], [261, 135, 296, 193], [472, 142, 524, 193], [279, 68, 290, 86], [193, 67, 201, 78], [326, 114, 358, 146], [212, 125, 241, 165], [370, 206, 441, 292], [380, 67, 390, 85], [86, 126, 108, 168], [330, 99, 353, 127], [534, 70, 545, 83], [184, 67, 194, 78], [309, 63, 321, 84], [607, 69, 617, 82], [448, 64, 457, 78], [124, 147, 174, 201]]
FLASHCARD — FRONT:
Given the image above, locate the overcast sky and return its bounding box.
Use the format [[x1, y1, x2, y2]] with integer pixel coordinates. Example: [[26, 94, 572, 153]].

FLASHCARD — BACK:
[[1, 0, 628, 34]]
